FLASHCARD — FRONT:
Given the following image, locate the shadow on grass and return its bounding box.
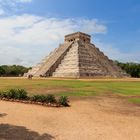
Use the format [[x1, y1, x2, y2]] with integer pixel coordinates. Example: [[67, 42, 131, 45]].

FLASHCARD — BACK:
[[0, 124, 55, 140]]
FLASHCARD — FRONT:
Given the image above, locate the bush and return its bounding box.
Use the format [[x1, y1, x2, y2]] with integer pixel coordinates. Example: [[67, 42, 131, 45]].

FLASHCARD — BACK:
[[0, 88, 70, 107], [30, 95, 47, 103], [16, 89, 28, 100], [6, 89, 18, 99], [46, 94, 56, 104], [0, 91, 8, 98], [58, 96, 69, 106], [30, 94, 56, 104], [0, 89, 28, 100]]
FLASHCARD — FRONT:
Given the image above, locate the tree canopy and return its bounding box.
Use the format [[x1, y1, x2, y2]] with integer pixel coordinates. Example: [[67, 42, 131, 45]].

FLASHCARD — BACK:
[[0, 65, 31, 77], [0, 62, 140, 77], [116, 62, 140, 78]]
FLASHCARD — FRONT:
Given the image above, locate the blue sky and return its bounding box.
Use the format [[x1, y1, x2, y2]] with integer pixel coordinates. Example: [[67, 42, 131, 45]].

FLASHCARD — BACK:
[[0, 0, 140, 66]]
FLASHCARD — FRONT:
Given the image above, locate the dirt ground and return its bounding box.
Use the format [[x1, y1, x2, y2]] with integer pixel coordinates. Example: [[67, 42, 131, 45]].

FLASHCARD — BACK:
[[0, 97, 140, 140]]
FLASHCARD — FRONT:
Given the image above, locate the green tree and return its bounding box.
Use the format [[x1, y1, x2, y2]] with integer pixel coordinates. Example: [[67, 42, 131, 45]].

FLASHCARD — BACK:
[[116, 61, 140, 78], [0, 65, 30, 77], [0, 67, 5, 76]]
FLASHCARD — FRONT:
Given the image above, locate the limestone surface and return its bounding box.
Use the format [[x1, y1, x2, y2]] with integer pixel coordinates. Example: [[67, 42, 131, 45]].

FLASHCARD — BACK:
[[25, 32, 128, 78]]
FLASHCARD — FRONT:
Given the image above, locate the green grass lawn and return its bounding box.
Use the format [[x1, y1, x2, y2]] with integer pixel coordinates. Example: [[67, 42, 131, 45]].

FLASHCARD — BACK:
[[0, 78, 140, 97], [128, 98, 140, 104]]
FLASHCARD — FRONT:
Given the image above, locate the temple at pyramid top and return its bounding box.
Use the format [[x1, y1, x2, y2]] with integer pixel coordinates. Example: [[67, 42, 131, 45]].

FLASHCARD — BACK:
[[25, 32, 128, 78], [65, 32, 91, 43]]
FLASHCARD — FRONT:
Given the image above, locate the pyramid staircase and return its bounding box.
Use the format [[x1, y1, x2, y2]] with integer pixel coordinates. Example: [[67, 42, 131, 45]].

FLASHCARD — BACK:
[[53, 41, 79, 77], [26, 32, 128, 78], [26, 42, 73, 77]]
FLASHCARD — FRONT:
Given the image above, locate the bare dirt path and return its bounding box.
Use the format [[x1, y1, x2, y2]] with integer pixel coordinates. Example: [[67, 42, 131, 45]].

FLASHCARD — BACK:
[[0, 97, 140, 140]]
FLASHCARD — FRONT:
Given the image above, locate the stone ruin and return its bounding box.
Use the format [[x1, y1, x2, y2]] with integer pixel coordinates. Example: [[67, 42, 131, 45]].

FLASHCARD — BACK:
[[25, 32, 128, 78]]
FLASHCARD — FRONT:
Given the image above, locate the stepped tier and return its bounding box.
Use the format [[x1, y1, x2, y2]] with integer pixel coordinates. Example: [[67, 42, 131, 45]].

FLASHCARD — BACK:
[[25, 32, 128, 78]]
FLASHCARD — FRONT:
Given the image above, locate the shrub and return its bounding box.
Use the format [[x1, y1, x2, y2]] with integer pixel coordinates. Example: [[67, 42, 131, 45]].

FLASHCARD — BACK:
[[46, 94, 56, 104], [6, 89, 18, 99], [0, 91, 8, 98], [58, 96, 69, 106], [16, 89, 28, 100], [30, 95, 47, 103], [0, 89, 28, 100], [0, 88, 70, 107], [30, 94, 56, 104]]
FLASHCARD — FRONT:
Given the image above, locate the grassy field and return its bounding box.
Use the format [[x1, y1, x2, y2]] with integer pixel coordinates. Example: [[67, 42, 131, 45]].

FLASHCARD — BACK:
[[128, 98, 140, 104], [0, 77, 140, 104], [0, 78, 140, 97]]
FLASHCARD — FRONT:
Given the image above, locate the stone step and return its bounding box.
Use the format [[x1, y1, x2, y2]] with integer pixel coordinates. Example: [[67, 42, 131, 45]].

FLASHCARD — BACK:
[[52, 42, 79, 77], [26, 32, 128, 78], [33, 42, 73, 76]]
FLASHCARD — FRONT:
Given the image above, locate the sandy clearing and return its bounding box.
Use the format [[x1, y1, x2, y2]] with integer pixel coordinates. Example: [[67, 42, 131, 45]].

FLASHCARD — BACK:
[[0, 97, 140, 140]]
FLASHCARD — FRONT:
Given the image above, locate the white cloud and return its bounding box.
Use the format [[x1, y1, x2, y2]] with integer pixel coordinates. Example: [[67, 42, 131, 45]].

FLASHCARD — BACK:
[[0, 0, 33, 15], [78, 19, 107, 34], [0, 0, 32, 4], [0, 14, 107, 66], [0, 0, 32, 8], [17, 0, 32, 3], [0, 14, 139, 66], [94, 40, 140, 63]]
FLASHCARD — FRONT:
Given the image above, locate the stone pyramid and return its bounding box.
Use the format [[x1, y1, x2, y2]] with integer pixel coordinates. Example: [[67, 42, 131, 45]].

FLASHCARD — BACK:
[[26, 32, 127, 78]]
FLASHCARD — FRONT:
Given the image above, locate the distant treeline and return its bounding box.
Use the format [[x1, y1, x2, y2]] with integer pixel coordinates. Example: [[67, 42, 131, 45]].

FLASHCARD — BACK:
[[0, 62, 140, 77], [0, 65, 31, 77], [116, 62, 140, 78]]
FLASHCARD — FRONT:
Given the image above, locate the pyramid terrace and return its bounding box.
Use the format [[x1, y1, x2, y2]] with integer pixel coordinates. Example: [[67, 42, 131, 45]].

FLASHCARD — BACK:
[[25, 32, 127, 78]]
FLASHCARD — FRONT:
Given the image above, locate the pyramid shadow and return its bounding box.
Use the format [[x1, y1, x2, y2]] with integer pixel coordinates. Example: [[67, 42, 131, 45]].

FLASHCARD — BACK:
[[0, 124, 55, 140]]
